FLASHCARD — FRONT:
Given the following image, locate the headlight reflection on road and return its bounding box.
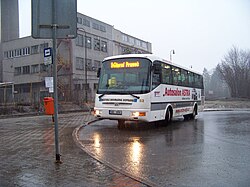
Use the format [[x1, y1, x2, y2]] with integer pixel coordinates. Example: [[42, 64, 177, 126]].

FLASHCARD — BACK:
[[93, 133, 102, 157], [129, 137, 143, 176]]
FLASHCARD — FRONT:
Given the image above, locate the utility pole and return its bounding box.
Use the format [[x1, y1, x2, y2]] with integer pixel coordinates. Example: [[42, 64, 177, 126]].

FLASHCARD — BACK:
[[32, 0, 77, 163]]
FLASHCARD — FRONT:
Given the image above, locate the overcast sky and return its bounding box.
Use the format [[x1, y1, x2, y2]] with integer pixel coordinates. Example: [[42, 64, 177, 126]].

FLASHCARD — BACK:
[[19, 0, 250, 73]]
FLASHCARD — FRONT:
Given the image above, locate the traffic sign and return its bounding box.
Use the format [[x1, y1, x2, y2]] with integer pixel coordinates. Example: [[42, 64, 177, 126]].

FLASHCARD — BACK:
[[32, 0, 77, 39], [44, 47, 52, 65]]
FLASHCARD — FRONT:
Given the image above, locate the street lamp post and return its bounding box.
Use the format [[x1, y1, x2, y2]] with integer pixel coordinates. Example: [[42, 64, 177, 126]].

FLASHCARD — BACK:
[[170, 49, 175, 62], [84, 31, 88, 103], [78, 28, 88, 103]]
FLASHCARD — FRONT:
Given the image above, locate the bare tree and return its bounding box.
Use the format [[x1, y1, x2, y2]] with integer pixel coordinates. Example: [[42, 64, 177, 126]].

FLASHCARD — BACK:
[[217, 46, 250, 98], [203, 68, 211, 96]]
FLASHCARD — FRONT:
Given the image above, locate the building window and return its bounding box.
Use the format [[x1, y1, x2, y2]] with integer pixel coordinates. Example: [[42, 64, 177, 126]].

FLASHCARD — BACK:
[[82, 19, 90, 27], [135, 39, 141, 46], [85, 36, 92, 49], [76, 34, 83, 46], [92, 22, 100, 30], [94, 83, 98, 90], [77, 17, 82, 24], [31, 64, 39, 74], [10, 50, 14, 58], [94, 38, 100, 51], [76, 57, 84, 70], [74, 84, 81, 90], [100, 25, 106, 32], [40, 64, 49, 72], [22, 48, 26, 55], [101, 41, 107, 52], [86, 58, 92, 71], [121, 46, 132, 54], [23, 66, 30, 74], [141, 42, 147, 49], [82, 83, 90, 91], [14, 67, 22, 76], [40, 43, 49, 53], [23, 47, 30, 55], [122, 34, 128, 42], [93, 60, 101, 71], [4, 51, 8, 59], [15, 49, 21, 57], [22, 86, 30, 93], [31, 45, 39, 54], [129, 37, 134, 45]]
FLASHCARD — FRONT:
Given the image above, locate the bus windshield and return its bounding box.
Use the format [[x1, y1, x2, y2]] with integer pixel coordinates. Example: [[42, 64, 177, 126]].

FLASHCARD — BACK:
[[97, 58, 151, 94]]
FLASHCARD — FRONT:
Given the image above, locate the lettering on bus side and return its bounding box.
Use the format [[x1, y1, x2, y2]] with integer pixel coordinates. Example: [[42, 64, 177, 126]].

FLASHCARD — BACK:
[[163, 88, 191, 97], [176, 108, 190, 113]]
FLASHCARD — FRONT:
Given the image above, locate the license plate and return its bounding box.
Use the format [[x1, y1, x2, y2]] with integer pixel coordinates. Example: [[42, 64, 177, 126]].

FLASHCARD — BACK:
[[109, 110, 122, 115]]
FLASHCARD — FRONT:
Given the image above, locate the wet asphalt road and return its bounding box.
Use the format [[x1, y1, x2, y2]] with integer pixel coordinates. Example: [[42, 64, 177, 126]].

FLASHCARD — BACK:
[[78, 111, 250, 187], [0, 113, 147, 187]]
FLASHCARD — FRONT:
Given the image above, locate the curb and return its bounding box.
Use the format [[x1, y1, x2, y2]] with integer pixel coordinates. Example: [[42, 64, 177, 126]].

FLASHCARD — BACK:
[[2, 108, 249, 119], [72, 119, 161, 187], [203, 108, 250, 112]]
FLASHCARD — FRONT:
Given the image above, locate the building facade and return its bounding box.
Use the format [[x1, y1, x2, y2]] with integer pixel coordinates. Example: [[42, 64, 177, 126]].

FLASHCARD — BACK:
[[0, 12, 152, 106], [0, 0, 19, 82]]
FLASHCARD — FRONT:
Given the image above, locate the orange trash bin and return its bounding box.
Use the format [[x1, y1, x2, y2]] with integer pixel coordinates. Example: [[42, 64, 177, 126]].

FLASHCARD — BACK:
[[43, 97, 54, 115]]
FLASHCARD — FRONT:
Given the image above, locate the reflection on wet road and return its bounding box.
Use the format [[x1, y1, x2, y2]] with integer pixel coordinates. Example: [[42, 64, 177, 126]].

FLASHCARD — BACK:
[[78, 111, 250, 187]]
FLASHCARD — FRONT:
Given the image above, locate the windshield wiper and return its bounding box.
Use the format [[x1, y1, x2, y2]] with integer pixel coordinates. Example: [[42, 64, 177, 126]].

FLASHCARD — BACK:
[[98, 92, 140, 99], [98, 94, 105, 99], [129, 93, 140, 99]]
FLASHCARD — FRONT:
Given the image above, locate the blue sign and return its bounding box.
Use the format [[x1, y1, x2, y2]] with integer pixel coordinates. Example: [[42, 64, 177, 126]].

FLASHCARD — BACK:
[[44, 48, 52, 57], [44, 47, 52, 65]]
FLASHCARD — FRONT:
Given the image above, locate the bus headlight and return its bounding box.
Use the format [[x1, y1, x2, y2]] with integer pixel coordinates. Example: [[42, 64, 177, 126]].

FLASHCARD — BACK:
[[132, 111, 146, 117], [94, 109, 102, 115]]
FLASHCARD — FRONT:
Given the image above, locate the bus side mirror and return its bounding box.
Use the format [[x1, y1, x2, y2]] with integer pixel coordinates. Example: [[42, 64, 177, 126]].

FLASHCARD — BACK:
[[97, 68, 101, 77]]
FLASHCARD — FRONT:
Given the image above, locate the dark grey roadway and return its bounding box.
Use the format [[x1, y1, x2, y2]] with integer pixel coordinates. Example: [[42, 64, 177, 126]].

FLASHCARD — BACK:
[[0, 112, 146, 187], [77, 111, 250, 187]]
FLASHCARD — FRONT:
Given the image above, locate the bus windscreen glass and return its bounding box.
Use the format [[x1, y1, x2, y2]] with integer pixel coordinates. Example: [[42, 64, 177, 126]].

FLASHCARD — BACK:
[[97, 58, 151, 94]]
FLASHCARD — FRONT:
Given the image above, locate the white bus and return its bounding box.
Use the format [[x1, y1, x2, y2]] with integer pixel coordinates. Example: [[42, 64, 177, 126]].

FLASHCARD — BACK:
[[94, 54, 204, 128]]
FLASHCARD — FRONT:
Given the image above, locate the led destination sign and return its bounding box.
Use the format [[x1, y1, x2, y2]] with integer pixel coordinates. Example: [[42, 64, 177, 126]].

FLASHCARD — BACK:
[[111, 61, 140, 68]]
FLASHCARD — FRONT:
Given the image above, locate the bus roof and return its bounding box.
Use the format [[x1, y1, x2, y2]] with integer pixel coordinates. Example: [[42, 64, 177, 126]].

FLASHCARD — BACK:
[[103, 54, 202, 75], [104, 54, 163, 62]]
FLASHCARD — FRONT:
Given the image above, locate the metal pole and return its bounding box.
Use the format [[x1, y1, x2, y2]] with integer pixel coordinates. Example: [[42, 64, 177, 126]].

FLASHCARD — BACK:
[[170, 49, 175, 62], [84, 32, 88, 103], [52, 0, 61, 163], [12, 83, 14, 104]]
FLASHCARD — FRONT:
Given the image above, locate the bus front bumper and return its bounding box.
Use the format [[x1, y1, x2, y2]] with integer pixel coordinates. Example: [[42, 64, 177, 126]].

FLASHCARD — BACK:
[[94, 108, 149, 122]]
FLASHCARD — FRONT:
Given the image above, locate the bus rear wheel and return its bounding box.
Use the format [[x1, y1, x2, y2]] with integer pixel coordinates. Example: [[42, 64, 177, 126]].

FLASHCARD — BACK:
[[165, 107, 172, 123], [190, 107, 197, 119], [184, 106, 197, 120]]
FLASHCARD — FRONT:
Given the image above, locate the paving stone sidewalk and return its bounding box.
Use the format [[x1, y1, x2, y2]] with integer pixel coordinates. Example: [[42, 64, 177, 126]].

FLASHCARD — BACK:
[[0, 112, 146, 187]]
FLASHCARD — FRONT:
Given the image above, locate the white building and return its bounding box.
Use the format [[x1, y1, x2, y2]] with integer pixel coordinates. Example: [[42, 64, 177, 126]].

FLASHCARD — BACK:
[[0, 12, 152, 106]]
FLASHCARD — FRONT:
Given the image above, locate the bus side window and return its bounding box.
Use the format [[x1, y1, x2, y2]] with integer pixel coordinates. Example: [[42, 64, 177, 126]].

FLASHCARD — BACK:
[[181, 69, 188, 87], [162, 64, 172, 84], [172, 66, 180, 85], [194, 74, 202, 88], [188, 72, 194, 87], [152, 61, 161, 89]]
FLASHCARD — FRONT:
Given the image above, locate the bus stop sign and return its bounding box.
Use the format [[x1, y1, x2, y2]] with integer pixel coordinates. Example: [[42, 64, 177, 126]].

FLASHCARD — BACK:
[[44, 47, 52, 65], [32, 0, 77, 39]]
